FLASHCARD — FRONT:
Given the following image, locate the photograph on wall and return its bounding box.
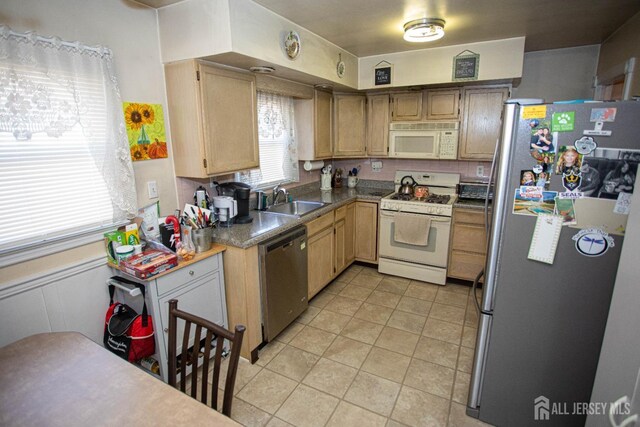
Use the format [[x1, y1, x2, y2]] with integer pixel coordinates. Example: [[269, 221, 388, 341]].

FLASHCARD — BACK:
[[580, 148, 640, 198], [123, 102, 168, 161], [555, 145, 583, 175], [513, 188, 557, 217]]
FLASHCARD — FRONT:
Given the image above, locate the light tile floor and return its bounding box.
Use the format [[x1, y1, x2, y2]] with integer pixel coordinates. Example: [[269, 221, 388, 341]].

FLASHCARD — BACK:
[[212, 265, 492, 427]]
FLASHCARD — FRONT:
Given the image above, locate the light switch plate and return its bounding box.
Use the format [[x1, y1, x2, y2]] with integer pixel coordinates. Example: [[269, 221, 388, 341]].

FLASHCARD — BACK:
[[147, 181, 158, 199], [476, 165, 485, 177], [371, 161, 383, 172]]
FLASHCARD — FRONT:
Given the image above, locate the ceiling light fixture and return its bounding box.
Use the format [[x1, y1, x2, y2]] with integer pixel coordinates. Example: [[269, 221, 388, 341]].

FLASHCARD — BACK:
[[403, 18, 445, 43]]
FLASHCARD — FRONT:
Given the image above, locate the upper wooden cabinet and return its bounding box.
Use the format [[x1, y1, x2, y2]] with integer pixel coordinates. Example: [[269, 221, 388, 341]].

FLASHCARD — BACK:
[[333, 94, 367, 157], [425, 89, 460, 120], [459, 87, 510, 160], [391, 92, 422, 121], [165, 60, 259, 178], [296, 89, 332, 160], [366, 94, 390, 156]]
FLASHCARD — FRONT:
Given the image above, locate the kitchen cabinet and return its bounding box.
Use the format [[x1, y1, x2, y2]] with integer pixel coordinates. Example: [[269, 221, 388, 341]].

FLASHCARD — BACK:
[[391, 92, 423, 121], [333, 94, 367, 157], [334, 205, 349, 275], [345, 202, 356, 264], [164, 60, 259, 177], [355, 201, 378, 262], [459, 86, 510, 160], [448, 208, 488, 282], [425, 88, 460, 120], [307, 212, 336, 299], [296, 89, 333, 160], [366, 94, 390, 156]]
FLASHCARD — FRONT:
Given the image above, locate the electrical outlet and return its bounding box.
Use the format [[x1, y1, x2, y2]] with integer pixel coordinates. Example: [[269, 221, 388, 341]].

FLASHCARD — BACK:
[[371, 160, 383, 172], [147, 181, 158, 199], [476, 165, 485, 177]]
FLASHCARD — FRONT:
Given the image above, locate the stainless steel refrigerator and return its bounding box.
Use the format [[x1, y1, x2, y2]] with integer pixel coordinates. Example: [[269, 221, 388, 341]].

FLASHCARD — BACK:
[[467, 100, 640, 426]]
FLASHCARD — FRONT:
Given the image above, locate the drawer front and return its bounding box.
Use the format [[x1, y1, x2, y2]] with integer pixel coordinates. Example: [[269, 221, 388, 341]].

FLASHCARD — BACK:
[[452, 224, 487, 254], [335, 205, 347, 221], [306, 211, 334, 236], [455, 209, 485, 225], [155, 254, 219, 297], [448, 251, 486, 282]]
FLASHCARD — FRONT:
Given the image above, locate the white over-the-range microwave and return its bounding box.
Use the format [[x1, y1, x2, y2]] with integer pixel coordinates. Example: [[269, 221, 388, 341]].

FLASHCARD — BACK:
[[388, 121, 459, 159]]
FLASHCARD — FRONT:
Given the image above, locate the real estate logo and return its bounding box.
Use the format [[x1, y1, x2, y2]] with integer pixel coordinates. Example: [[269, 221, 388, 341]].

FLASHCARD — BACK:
[[534, 395, 550, 421]]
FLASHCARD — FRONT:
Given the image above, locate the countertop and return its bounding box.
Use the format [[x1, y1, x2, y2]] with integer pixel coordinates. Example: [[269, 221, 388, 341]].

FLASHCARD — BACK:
[[211, 186, 394, 249], [453, 199, 491, 211]]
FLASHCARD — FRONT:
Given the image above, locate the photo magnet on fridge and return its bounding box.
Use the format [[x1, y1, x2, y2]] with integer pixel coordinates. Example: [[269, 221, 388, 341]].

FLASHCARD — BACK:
[[520, 170, 536, 186], [574, 136, 597, 155], [536, 171, 551, 189], [555, 146, 582, 175], [581, 148, 639, 198], [513, 188, 557, 216], [554, 197, 577, 225]]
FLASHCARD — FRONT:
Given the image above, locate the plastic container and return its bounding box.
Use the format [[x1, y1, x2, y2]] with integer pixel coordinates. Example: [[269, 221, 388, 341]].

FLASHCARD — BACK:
[[115, 245, 134, 263]]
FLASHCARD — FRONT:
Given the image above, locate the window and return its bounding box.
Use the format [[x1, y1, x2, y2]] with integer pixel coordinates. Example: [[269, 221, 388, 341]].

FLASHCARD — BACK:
[[236, 91, 299, 188], [0, 25, 136, 258]]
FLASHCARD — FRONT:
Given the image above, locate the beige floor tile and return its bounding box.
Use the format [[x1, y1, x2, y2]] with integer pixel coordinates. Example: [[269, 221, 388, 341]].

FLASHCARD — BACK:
[[404, 358, 455, 399], [266, 417, 294, 427], [340, 284, 375, 301], [326, 401, 387, 427], [237, 369, 298, 414], [275, 322, 305, 344], [375, 326, 419, 357], [429, 303, 466, 325], [366, 290, 402, 309], [413, 336, 460, 369], [376, 277, 410, 295], [360, 266, 384, 278], [302, 357, 358, 398], [264, 345, 320, 382], [435, 289, 467, 307], [453, 371, 471, 404], [213, 356, 263, 393], [396, 296, 432, 316], [308, 309, 351, 334], [465, 306, 479, 327], [449, 402, 493, 427], [386, 310, 426, 334], [361, 347, 411, 383], [462, 326, 478, 349], [324, 335, 372, 369], [391, 386, 449, 427], [341, 318, 384, 344], [349, 274, 383, 289], [386, 419, 410, 427], [324, 280, 349, 294], [335, 270, 357, 284], [347, 264, 364, 273], [354, 302, 394, 325], [309, 290, 336, 308], [256, 340, 287, 367], [275, 384, 339, 427], [405, 282, 439, 301], [296, 306, 322, 325], [445, 283, 472, 295], [289, 326, 337, 356], [457, 346, 475, 373], [324, 295, 363, 316], [344, 371, 401, 416], [422, 318, 463, 345], [229, 398, 272, 427]]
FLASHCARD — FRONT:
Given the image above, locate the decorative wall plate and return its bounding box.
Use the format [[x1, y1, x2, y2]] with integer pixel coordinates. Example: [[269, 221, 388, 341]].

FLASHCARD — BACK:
[[336, 60, 345, 78], [284, 31, 301, 60]]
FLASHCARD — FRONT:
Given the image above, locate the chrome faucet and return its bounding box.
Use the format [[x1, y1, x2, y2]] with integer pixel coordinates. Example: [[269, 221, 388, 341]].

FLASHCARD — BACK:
[[272, 185, 289, 206]]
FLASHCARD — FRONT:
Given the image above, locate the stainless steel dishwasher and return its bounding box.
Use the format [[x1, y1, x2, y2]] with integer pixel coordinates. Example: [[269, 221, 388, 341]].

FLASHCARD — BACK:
[[259, 225, 308, 342]]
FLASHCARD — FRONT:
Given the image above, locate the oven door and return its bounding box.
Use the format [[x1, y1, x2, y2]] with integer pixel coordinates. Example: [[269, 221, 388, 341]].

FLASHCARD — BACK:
[[378, 210, 451, 267], [388, 130, 440, 159]]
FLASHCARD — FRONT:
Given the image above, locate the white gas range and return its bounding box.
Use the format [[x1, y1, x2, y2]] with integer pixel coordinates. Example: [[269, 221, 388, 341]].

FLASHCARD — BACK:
[[378, 171, 460, 285]]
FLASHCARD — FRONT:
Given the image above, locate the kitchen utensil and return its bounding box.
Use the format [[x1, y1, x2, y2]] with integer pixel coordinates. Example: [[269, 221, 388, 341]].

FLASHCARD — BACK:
[[414, 186, 429, 199], [399, 175, 417, 195], [320, 174, 332, 191]]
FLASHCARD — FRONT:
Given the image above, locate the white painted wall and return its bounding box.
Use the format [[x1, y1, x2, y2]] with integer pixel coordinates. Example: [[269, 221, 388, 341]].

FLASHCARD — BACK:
[[358, 37, 525, 89], [511, 45, 600, 102]]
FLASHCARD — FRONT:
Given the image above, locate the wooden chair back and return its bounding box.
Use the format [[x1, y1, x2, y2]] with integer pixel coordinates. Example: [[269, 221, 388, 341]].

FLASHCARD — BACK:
[[167, 299, 245, 416]]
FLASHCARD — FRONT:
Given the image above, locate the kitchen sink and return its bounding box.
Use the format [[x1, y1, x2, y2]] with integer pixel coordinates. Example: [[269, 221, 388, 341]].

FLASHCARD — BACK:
[[263, 200, 326, 218]]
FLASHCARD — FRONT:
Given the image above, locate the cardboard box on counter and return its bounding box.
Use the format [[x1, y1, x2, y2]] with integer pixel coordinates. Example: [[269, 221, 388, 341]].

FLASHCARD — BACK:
[[118, 249, 178, 279], [104, 223, 141, 264]]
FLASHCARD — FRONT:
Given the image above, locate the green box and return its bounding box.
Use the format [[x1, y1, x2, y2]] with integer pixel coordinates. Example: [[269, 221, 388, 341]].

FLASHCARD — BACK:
[[104, 230, 125, 264]]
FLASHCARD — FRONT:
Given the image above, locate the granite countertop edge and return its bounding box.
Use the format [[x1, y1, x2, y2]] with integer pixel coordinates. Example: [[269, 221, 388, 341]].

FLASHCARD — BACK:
[[211, 187, 393, 249]]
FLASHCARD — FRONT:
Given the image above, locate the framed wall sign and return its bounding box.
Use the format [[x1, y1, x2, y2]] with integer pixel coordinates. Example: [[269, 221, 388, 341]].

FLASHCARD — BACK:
[[453, 50, 479, 81], [374, 61, 392, 86]]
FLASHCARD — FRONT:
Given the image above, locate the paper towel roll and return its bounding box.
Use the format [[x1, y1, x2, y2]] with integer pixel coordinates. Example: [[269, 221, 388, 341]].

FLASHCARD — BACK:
[[303, 160, 324, 171]]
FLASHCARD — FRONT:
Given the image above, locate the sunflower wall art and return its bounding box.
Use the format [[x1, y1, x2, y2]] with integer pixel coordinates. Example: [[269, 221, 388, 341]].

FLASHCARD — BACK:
[[123, 102, 168, 161]]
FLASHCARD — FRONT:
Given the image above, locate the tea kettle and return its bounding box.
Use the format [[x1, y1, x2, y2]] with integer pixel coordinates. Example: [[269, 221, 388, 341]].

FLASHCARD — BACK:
[[399, 176, 417, 195]]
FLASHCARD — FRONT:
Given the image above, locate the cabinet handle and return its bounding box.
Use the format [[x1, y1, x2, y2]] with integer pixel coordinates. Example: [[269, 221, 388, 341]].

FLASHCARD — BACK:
[[188, 270, 195, 276]]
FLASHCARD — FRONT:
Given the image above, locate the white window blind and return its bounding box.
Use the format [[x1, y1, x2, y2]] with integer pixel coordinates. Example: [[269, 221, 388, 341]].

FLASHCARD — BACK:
[[0, 26, 137, 254], [236, 91, 299, 188]]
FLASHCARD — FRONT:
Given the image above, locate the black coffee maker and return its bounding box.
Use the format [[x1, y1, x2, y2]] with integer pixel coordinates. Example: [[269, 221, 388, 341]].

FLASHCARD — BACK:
[[213, 181, 253, 224]]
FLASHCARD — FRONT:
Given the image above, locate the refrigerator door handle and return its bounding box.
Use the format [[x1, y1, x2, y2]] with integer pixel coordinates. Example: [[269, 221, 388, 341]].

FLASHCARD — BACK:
[[468, 313, 493, 412]]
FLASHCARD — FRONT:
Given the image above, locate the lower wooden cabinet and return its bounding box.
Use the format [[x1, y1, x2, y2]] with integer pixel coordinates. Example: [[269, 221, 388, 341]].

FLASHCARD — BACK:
[[345, 202, 356, 264], [306, 212, 335, 299], [448, 207, 489, 282], [355, 201, 378, 262]]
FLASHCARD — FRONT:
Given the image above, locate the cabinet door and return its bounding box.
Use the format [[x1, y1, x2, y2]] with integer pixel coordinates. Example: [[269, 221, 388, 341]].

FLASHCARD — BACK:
[[308, 226, 335, 299], [367, 94, 390, 156], [448, 251, 486, 282], [333, 94, 366, 157], [345, 202, 356, 264], [391, 92, 422, 121], [459, 87, 509, 160], [426, 89, 460, 120], [355, 202, 378, 262], [199, 64, 260, 174], [315, 90, 333, 159], [334, 217, 346, 275]]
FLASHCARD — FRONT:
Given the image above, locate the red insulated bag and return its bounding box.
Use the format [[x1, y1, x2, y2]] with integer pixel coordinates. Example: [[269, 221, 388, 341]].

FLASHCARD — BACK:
[[103, 276, 155, 362]]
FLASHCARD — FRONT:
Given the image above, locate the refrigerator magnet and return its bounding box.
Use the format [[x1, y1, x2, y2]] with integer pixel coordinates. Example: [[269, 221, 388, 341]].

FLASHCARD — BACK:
[[536, 171, 551, 190], [528, 214, 563, 264], [552, 111, 575, 132], [513, 188, 557, 216], [590, 108, 617, 122], [574, 136, 597, 155], [572, 228, 614, 257], [520, 170, 536, 186], [529, 120, 555, 154], [555, 146, 583, 175], [554, 197, 577, 225]]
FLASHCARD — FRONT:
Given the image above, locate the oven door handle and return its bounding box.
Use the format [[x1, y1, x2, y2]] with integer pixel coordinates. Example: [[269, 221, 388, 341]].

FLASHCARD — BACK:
[[380, 211, 451, 223]]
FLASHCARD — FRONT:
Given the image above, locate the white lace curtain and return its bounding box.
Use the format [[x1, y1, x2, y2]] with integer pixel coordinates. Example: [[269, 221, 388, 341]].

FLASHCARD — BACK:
[[236, 91, 299, 188], [0, 25, 136, 252]]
